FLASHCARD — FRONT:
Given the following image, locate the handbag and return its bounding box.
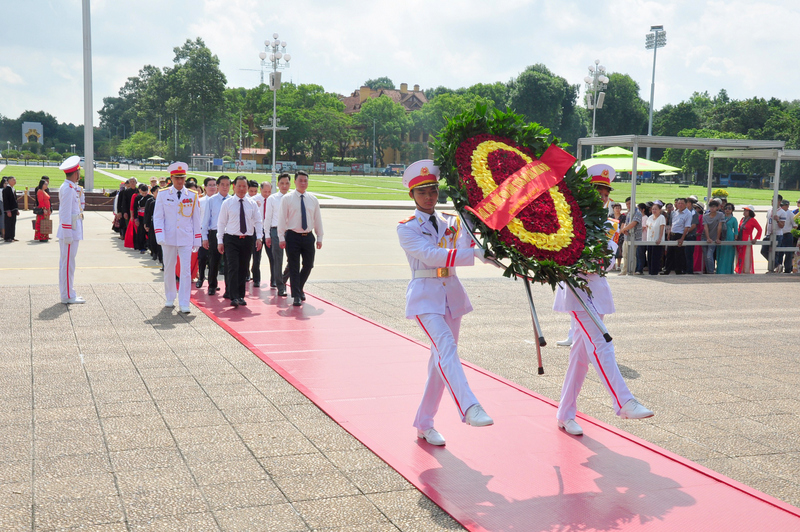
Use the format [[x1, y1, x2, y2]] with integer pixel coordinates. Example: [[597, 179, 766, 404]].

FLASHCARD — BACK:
[[33, 207, 44, 215], [40, 218, 53, 235]]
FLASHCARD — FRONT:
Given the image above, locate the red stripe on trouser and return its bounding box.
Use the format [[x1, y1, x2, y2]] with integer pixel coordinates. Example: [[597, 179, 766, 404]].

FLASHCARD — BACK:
[[416, 316, 465, 417], [66, 244, 71, 298], [572, 311, 622, 409]]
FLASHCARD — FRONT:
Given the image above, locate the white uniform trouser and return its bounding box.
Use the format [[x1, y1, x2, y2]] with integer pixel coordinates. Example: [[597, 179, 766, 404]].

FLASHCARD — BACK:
[[556, 311, 634, 422], [413, 309, 479, 431], [162, 244, 192, 307], [59, 240, 79, 301], [565, 318, 576, 343]]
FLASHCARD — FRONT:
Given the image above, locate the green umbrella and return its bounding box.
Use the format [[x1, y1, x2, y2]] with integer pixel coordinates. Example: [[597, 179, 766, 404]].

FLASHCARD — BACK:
[[580, 146, 681, 173]]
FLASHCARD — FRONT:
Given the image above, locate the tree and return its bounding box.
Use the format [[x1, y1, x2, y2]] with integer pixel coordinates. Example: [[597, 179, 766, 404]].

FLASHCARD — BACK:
[[420, 92, 493, 136], [172, 38, 227, 154], [118, 131, 167, 160], [354, 96, 410, 165], [506, 64, 584, 146], [594, 73, 648, 137], [460, 82, 508, 111], [364, 77, 395, 90]]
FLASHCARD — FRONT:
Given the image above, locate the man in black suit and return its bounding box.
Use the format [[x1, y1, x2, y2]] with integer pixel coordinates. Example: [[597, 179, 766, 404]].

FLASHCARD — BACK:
[[2, 176, 19, 242]]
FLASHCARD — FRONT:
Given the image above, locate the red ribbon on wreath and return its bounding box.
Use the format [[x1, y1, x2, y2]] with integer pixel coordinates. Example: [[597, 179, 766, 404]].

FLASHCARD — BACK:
[[465, 144, 576, 231]]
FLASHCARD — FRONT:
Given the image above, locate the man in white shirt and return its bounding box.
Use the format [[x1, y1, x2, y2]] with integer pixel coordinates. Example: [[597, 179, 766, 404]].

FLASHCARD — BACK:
[[196, 177, 217, 288], [265, 173, 291, 297], [201, 175, 231, 296], [217, 176, 264, 307], [250, 181, 274, 288], [278, 171, 323, 306], [777, 200, 793, 273]]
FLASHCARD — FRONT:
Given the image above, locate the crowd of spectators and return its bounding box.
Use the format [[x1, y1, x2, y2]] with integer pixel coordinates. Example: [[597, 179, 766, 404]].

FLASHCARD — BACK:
[[614, 195, 800, 275]]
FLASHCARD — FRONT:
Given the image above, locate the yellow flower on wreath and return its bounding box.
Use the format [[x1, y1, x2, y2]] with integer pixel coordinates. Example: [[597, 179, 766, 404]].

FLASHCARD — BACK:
[[470, 140, 574, 251]]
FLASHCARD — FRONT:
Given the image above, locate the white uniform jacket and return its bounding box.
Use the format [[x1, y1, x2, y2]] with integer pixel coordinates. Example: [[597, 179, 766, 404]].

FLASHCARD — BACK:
[[57, 180, 83, 241], [398, 209, 477, 320], [153, 186, 202, 247], [553, 274, 615, 315]]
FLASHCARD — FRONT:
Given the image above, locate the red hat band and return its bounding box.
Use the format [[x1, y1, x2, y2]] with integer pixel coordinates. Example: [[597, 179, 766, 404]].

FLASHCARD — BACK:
[[63, 163, 81, 174]]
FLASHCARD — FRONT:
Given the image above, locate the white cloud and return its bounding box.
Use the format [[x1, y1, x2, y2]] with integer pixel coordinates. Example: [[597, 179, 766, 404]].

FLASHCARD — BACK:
[[0, 67, 24, 85], [3, 0, 800, 125]]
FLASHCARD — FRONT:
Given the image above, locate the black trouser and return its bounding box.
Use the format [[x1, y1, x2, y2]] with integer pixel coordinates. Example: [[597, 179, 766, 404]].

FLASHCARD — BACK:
[[664, 232, 684, 274], [780, 233, 794, 272], [635, 242, 647, 273], [270, 227, 286, 292], [285, 230, 316, 298], [251, 234, 274, 285], [4, 211, 17, 240], [197, 246, 208, 281], [207, 230, 223, 290], [684, 233, 696, 273], [223, 233, 253, 301], [648, 245, 664, 275], [134, 217, 147, 250], [148, 227, 162, 263], [119, 215, 128, 240]]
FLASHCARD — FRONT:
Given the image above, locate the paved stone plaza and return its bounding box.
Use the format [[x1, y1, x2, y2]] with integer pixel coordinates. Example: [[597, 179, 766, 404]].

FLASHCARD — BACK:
[[1, 209, 799, 530]]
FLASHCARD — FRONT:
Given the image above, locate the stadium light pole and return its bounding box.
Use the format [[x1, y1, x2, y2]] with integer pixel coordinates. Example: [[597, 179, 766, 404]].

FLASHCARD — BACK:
[[258, 34, 291, 191], [645, 25, 667, 161], [584, 59, 609, 156]]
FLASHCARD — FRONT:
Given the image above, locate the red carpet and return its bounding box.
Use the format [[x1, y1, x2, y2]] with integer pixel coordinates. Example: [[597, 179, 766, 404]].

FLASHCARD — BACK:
[[192, 286, 800, 531]]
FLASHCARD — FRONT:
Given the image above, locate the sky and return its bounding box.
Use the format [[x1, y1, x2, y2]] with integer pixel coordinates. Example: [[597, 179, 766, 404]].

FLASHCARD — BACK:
[[2, 0, 800, 128]]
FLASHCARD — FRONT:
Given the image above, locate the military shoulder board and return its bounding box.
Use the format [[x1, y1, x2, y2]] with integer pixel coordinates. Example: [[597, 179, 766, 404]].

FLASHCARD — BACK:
[[398, 215, 415, 224]]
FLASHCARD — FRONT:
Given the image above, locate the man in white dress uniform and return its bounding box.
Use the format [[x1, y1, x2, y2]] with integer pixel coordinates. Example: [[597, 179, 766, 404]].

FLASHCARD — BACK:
[[397, 159, 495, 447], [58, 156, 85, 304], [153, 162, 202, 313]]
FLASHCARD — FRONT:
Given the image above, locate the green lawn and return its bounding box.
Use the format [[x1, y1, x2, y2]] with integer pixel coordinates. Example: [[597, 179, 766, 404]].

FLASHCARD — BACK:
[[620, 183, 800, 207], [100, 168, 411, 200], [0, 165, 123, 190], [7, 162, 796, 205]]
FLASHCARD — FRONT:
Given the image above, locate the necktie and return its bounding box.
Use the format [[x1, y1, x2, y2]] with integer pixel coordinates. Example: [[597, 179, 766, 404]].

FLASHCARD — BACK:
[[239, 199, 246, 235], [300, 194, 308, 231], [429, 214, 439, 233], [177, 190, 181, 199]]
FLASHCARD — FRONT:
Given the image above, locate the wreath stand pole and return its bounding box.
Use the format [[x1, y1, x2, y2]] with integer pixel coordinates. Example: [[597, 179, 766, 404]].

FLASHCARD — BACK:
[[522, 277, 545, 375], [565, 284, 613, 343]]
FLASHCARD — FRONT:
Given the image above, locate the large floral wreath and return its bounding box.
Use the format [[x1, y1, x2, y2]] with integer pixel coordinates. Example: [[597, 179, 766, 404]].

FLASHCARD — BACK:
[[433, 104, 610, 290]]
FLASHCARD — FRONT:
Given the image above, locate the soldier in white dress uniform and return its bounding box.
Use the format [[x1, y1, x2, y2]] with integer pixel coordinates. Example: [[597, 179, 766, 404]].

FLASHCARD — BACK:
[[553, 270, 654, 436], [153, 162, 202, 313], [58, 156, 85, 304], [397, 159, 495, 447]]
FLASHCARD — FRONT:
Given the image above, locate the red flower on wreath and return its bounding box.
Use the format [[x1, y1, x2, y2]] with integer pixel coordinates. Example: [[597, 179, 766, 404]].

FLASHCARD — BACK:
[[455, 134, 586, 265]]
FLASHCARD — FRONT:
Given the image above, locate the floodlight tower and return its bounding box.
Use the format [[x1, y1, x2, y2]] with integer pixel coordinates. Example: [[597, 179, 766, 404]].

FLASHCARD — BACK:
[[645, 25, 667, 160], [584, 60, 609, 156], [258, 34, 291, 191]]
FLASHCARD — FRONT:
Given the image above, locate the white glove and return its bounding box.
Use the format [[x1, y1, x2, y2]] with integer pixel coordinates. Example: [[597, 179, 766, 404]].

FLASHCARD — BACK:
[[156, 238, 164, 246], [191, 247, 198, 253], [62, 236, 73, 245]]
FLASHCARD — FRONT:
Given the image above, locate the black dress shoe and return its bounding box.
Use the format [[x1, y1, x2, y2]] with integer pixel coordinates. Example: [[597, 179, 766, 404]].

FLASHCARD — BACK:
[[222, 292, 230, 299], [196, 279, 204, 288], [270, 282, 277, 288], [239, 298, 247, 306], [278, 290, 287, 297], [231, 299, 239, 307], [208, 287, 217, 295], [300, 292, 306, 301], [253, 281, 260, 288], [292, 297, 302, 306]]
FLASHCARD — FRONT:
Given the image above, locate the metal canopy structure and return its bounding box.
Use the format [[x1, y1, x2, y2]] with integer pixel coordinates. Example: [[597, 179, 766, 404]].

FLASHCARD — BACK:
[[576, 135, 791, 273], [708, 148, 800, 268]]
